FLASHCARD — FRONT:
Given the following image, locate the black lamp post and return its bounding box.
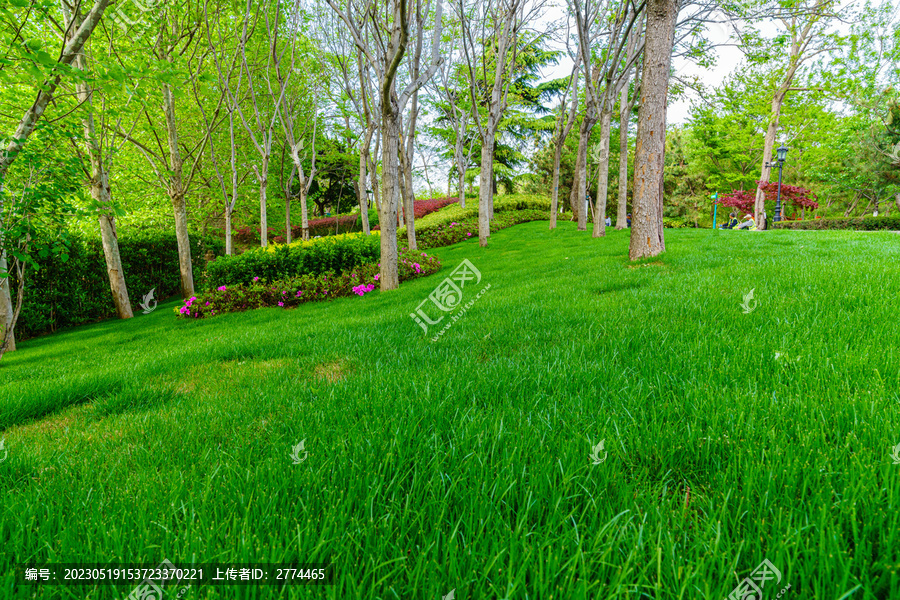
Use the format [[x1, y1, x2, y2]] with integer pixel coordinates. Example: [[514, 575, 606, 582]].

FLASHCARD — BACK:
[[766, 145, 789, 222]]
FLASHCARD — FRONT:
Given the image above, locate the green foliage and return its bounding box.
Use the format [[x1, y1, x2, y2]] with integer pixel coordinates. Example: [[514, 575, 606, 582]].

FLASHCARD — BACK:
[[203, 233, 381, 290], [773, 216, 900, 230], [12, 229, 223, 340]]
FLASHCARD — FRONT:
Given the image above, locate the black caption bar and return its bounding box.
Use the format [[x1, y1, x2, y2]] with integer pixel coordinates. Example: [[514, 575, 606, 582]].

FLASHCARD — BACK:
[[17, 563, 334, 586]]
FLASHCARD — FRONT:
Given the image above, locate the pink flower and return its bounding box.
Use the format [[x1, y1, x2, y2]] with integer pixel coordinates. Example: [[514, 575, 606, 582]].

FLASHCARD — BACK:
[[278, 301, 284, 307], [374, 274, 380, 281], [217, 286, 227, 292], [205, 301, 210, 306], [466, 233, 472, 237], [296, 291, 303, 298], [252, 276, 259, 282]]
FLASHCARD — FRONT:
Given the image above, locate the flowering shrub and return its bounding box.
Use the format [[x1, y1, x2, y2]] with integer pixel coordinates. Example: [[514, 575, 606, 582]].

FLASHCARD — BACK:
[[412, 197, 459, 218], [415, 209, 547, 250], [408, 194, 550, 233], [180, 250, 441, 319], [719, 190, 755, 215]]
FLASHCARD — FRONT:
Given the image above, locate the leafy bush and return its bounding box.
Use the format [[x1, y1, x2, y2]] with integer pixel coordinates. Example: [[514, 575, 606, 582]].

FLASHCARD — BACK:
[[204, 232, 381, 289], [663, 217, 693, 228], [773, 216, 900, 231], [180, 249, 440, 319], [13, 229, 223, 340]]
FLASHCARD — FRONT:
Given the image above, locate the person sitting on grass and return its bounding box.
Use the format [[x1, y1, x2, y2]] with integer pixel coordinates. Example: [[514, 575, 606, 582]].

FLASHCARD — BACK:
[[735, 213, 757, 230], [721, 212, 739, 229]]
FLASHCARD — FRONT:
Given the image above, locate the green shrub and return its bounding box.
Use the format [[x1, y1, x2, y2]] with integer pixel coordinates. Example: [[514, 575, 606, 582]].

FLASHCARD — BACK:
[[180, 249, 440, 319], [773, 216, 900, 231], [13, 229, 223, 340], [203, 233, 381, 290]]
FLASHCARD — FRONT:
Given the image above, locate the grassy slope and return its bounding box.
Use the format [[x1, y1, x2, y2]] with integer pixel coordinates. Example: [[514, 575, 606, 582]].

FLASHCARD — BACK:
[[2, 223, 900, 599]]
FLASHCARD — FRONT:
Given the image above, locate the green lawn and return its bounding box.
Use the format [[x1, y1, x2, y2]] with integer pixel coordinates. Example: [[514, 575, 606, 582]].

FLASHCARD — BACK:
[[3, 223, 900, 599]]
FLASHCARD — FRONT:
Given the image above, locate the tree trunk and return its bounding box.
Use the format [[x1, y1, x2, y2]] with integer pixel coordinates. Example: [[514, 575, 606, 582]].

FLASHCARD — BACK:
[[162, 83, 194, 297], [550, 140, 564, 230], [458, 166, 466, 209], [72, 32, 132, 319], [628, 0, 676, 261], [573, 114, 596, 231], [616, 83, 631, 230], [225, 200, 233, 255], [357, 127, 373, 235], [399, 135, 416, 250], [592, 109, 613, 237], [403, 94, 418, 250], [478, 137, 494, 247], [0, 252, 15, 352], [358, 150, 370, 236], [753, 94, 783, 230], [226, 111, 238, 255], [380, 111, 402, 290], [455, 143, 467, 209], [258, 157, 269, 247], [97, 184, 132, 318], [285, 193, 292, 245]]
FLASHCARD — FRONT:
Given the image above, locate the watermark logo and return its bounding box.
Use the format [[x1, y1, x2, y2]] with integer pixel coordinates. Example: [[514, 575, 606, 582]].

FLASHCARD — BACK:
[[726, 558, 790, 600], [410, 259, 491, 341], [290, 440, 308, 464], [891, 443, 900, 465], [590, 439, 607, 465], [442, 589, 455, 600], [740, 288, 757, 314], [123, 559, 191, 600], [140, 288, 158, 314], [109, 0, 161, 32], [0, 438, 7, 463]]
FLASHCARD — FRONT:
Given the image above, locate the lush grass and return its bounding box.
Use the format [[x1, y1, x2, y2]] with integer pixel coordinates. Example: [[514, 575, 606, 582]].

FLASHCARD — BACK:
[[2, 224, 900, 599]]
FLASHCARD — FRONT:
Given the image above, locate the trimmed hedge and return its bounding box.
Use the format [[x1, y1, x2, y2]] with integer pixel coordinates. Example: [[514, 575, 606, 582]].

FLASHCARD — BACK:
[[203, 232, 381, 290], [773, 216, 900, 231], [416, 209, 548, 250], [410, 194, 550, 232], [13, 230, 223, 340]]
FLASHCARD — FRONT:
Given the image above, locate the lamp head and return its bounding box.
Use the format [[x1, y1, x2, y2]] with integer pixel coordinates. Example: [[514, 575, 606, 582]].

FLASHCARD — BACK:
[[776, 145, 789, 162]]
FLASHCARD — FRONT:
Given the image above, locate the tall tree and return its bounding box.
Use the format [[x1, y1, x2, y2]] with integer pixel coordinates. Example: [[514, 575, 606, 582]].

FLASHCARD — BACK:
[[327, 0, 444, 290], [458, 0, 528, 247], [750, 0, 839, 228], [0, 0, 112, 352], [62, 1, 133, 319], [628, 0, 677, 260]]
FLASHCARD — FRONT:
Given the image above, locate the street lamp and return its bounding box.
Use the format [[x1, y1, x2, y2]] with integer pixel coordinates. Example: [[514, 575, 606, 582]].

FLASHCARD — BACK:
[[766, 145, 789, 223]]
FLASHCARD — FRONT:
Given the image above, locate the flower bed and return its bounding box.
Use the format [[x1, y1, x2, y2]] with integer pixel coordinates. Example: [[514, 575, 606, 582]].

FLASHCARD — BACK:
[[180, 249, 440, 319]]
